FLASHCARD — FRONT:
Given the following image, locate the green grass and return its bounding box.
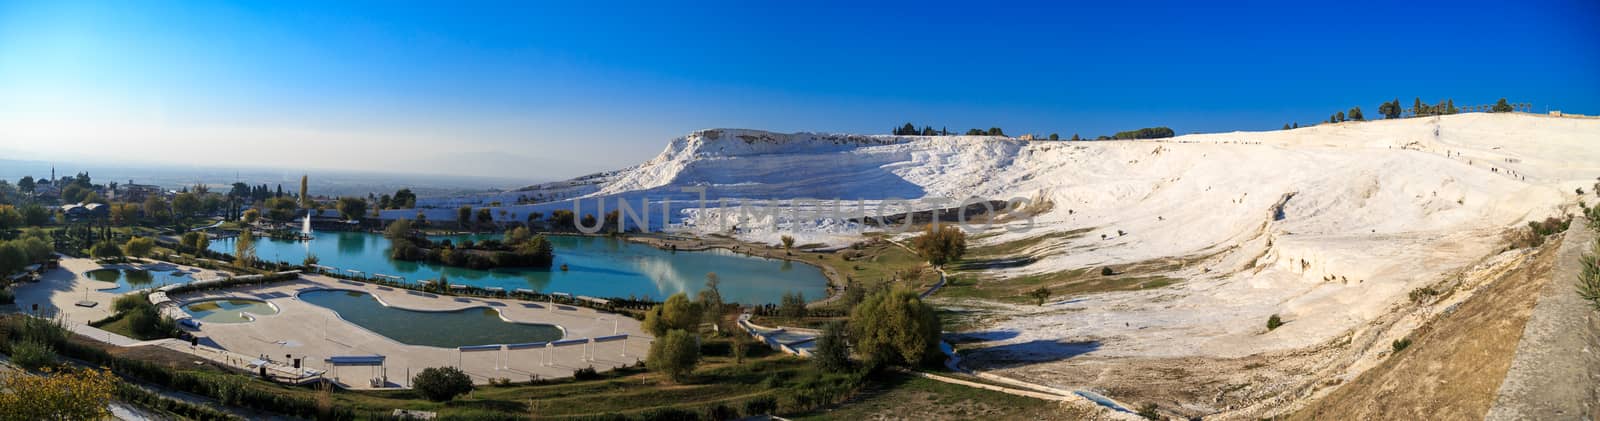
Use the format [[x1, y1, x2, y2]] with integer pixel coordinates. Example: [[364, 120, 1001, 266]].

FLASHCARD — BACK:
[[795, 373, 1060, 420], [964, 227, 1093, 258]]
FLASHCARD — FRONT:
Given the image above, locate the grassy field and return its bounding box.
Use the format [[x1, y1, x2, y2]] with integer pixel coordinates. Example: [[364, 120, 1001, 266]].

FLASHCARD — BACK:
[[796, 372, 1072, 420]]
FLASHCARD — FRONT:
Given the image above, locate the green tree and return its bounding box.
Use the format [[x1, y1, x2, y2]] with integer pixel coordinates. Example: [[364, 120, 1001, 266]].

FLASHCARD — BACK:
[[849, 288, 942, 367], [143, 196, 170, 224], [123, 237, 155, 260], [912, 225, 967, 266], [335, 197, 368, 221], [412, 367, 474, 402], [17, 176, 34, 196], [1492, 97, 1513, 113], [234, 230, 257, 266], [1349, 106, 1364, 121], [1413, 97, 1425, 116], [90, 240, 123, 262], [391, 188, 417, 209], [299, 174, 310, 208], [1336, 111, 1346, 122], [647, 329, 701, 383], [384, 219, 414, 240], [0, 206, 21, 231], [457, 205, 473, 229], [642, 292, 703, 336], [812, 322, 852, 373], [172, 192, 200, 221], [780, 235, 795, 250], [241, 209, 259, 224], [476, 208, 494, 229], [1049, 133, 1060, 140], [987, 127, 1006, 137], [779, 291, 807, 319], [1070, 133, 1081, 141]]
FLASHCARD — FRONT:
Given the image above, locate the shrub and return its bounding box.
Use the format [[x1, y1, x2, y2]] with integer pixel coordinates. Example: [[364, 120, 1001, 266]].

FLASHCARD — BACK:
[[647, 329, 700, 383], [742, 396, 777, 417], [1577, 239, 1599, 311], [573, 365, 601, 381], [0, 288, 13, 305], [1137, 402, 1161, 420], [1409, 287, 1439, 304], [642, 293, 702, 337], [10, 339, 57, 369], [1101, 266, 1115, 276], [1028, 286, 1051, 305], [1112, 127, 1176, 140], [812, 322, 852, 373], [639, 407, 699, 421], [912, 225, 966, 266], [779, 291, 807, 319], [1266, 314, 1283, 331], [412, 366, 473, 402], [1392, 338, 1412, 354]]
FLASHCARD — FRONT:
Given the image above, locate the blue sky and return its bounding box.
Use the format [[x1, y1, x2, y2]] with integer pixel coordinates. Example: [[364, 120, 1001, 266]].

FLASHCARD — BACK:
[[1, 0, 1595, 179]]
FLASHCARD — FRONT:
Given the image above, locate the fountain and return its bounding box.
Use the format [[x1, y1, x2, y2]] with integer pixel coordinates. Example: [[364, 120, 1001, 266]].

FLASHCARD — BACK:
[[301, 210, 314, 240]]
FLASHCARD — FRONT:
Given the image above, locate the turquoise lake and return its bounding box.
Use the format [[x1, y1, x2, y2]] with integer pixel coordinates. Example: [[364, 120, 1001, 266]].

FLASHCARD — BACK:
[[210, 231, 827, 304]]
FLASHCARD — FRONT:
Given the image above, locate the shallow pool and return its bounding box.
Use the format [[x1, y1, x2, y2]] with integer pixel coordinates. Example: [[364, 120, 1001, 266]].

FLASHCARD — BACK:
[[182, 299, 278, 323], [85, 268, 195, 293], [299, 290, 563, 348]]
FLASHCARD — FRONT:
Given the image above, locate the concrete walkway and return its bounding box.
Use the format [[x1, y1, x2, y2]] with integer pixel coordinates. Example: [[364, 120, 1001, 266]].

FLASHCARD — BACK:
[[1487, 225, 1600, 420], [171, 274, 651, 389]]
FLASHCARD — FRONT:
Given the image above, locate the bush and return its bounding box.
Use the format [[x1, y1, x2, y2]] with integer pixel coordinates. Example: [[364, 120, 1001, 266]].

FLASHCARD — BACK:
[[0, 288, 13, 305], [912, 225, 966, 266], [412, 366, 474, 402], [639, 407, 699, 421], [10, 339, 57, 369], [742, 396, 777, 417], [1028, 286, 1051, 305], [1409, 287, 1439, 304], [1101, 266, 1115, 276], [1266, 314, 1283, 331], [647, 329, 700, 383], [1112, 127, 1176, 140], [812, 323, 852, 373], [1392, 338, 1412, 354], [1577, 239, 1599, 311]]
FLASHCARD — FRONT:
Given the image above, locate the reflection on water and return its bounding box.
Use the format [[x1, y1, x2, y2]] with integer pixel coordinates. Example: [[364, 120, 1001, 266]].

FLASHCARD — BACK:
[[299, 290, 562, 347], [85, 268, 193, 293], [211, 232, 826, 304], [182, 299, 277, 323]]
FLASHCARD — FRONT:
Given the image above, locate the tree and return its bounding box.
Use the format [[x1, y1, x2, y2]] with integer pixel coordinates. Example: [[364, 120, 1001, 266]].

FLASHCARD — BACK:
[[476, 208, 494, 229], [391, 188, 417, 209], [987, 127, 1006, 137], [647, 329, 700, 383], [698, 273, 724, 328], [1282, 123, 1291, 130], [1349, 106, 1364, 121], [180, 232, 210, 254], [850, 288, 941, 367], [1111, 127, 1175, 140], [1070, 133, 1081, 141], [412, 367, 474, 402], [812, 322, 852, 373], [1049, 133, 1060, 140], [779, 291, 807, 319], [0, 206, 21, 231], [642, 292, 703, 336], [0, 368, 117, 421], [1492, 97, 1513, 113], [90, 240, 123, 262], [143, 196, 170, 224], [299, 174, 310, 208], [17, 176, 34, 196], [123, 237, 155, 260], [1413, 97, 1424, 116], [384, 219, 414, 240], [780, 235, 795, 250], [1029, 286, 1051, 306], [912, 225, 967, 266], [234, 230, 257, 266], [172, 193, 200, 221], [457, 205, 473, 229], [336, 197, 368, 221], [241, 209, 260, 224], [1336, 111, 1346, 122]]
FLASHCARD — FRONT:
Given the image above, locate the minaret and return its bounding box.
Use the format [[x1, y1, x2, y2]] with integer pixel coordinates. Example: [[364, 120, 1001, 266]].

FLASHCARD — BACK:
[[50, 166, 55, 182]]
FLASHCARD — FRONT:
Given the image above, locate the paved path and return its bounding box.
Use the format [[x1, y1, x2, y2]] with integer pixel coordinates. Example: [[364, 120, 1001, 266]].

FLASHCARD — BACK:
[[1487, 225, 1600, 420], [172, 274, 651, 389]]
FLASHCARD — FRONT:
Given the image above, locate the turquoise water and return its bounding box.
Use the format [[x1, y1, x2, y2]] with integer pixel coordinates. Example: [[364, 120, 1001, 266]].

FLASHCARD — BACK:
[[85, 268, 195, 293], [299, 290, 563, 347], [209, 231, 827, 304], [182, 299, 278, 323]]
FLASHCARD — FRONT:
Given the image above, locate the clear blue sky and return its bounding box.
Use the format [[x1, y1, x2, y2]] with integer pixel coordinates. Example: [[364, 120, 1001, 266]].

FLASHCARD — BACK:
[[1, 0, 1595, 179]]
